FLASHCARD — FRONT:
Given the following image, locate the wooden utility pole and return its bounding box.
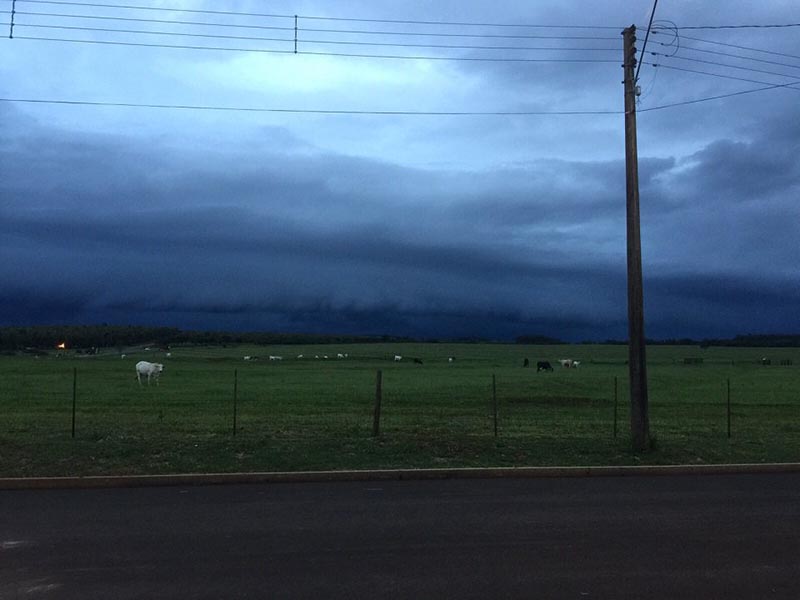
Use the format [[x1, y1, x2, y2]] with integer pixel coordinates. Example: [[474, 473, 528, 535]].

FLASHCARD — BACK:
[[622, 25, 650, 451]]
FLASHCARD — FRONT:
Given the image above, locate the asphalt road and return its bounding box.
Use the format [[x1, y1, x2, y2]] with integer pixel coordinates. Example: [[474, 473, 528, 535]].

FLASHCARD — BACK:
[[1, 473, 798, 599]]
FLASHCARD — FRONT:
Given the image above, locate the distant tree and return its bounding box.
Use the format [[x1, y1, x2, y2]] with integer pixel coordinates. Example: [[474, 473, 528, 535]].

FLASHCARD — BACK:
[[515, 335, 564, 345]]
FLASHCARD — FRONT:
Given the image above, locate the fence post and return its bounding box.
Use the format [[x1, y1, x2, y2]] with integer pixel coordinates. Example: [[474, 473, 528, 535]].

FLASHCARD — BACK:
[[373, 370, 382, 437], [613, 376, 618, 439], [71, 367, 77, 439], [727, 378, 731, 439], [233, 369, 238, 436], [492, 374, 498, 438]]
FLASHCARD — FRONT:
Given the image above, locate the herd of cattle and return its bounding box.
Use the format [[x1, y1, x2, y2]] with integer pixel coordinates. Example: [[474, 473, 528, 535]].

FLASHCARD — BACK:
[[133, 354, 581, 385], [532, 359, 581, 371]]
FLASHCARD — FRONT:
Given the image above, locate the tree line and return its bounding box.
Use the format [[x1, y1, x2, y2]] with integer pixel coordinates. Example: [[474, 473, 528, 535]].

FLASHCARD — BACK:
[[0, 325, 410, 352], [1, 325, 797, 352]]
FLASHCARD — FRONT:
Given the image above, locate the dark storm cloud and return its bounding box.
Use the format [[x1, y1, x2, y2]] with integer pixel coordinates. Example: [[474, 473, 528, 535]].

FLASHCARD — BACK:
[[1, 84, 798, 339], [639, 113, 800, 282]]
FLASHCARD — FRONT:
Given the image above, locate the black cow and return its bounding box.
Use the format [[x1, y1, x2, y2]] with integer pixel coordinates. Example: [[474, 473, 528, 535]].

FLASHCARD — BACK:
[[413, 358, 424, 365], [523, 358, 530, 368], [536, 361, 554, 372]]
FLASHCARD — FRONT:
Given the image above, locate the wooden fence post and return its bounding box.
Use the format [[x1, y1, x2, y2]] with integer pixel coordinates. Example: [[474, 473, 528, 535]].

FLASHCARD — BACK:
[[727, 378, 731, 439], [71, 367, 77, 439], [613, 376, 618, 439], [233, 369, 238, 436], [373, 370, 382, 437], [492, 374, 498, 438]]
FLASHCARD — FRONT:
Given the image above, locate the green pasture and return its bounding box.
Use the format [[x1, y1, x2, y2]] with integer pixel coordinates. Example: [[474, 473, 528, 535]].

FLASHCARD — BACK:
[[0, 343, 798, 476]]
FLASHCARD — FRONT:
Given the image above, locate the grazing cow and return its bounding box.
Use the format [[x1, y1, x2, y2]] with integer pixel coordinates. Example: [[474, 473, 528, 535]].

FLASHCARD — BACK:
[[121, 354, 126, 359], [572, 361, 580, 368], [269, 355, 283, 361], [244, 356, 251, 361], [448, 356, 455, 363], [413, 358, 423, 365], [297, 354, 304, 359], [337, 353, 344, 359], [136, 360, 164, 385], [523, 358, 530, 368], [559, 359, 573, 368], [394, 355, 402, 362], [537, 361, 554, 372]]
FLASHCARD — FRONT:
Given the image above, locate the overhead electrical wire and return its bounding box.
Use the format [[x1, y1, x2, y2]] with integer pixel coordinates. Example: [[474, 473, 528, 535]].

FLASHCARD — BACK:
[[15, 23, 620, 52], [645, 61, 800, 90], [5, 3, 800, 115], [12, 10, 296, 31], [0, 97, 623, 115], [11, 10, 621, 40], [15, 23, 292, 44], [650, 52, 800, 81], [652, 29, 800, 61], [9, 35, 621, 62], [660, 42, 800, 71], [3, 83, 796, 116], [668, 23, 800, 30], [14, 0, 623, 30], [639, 81, 800, 111]]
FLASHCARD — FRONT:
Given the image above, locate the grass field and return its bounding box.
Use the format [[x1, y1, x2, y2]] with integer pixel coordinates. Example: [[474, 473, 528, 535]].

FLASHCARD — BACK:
[[1, 343, 798, 477]]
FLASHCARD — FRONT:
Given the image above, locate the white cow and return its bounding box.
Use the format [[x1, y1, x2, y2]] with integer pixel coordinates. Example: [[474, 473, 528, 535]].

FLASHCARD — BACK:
[[572, 361, 581, 368], [448, 357, 455, 363], [269, 355, 283, 361], [297, 354, 304, 359], [394, 355, 402, 362], [559, 359, 573, 368], [136, 360, 164, 385], [121, 354, 126, 359], [337, 353, 344, 359]]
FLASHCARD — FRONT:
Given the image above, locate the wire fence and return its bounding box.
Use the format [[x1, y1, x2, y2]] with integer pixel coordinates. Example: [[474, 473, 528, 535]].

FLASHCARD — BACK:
[[3, 359, 797, 445]]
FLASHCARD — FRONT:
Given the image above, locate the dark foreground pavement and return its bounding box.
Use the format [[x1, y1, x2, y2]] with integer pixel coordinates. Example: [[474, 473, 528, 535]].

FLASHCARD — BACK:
[[1, 473, 798, 599]]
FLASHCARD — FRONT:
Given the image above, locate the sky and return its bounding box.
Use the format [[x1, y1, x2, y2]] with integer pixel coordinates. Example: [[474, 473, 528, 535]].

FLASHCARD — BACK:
[[1, 0, 799, 341]]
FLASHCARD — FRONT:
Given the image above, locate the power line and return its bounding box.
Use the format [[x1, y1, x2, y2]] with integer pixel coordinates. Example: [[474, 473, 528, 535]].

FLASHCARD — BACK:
[[670, 23, 800, 30], [661, 42, 800, 72], [14, 10, 295, 32], [13, 10, 621, 40], [16, 23, 292, 44], [0, 96, 623, 115], [13, 35, 298, 55], [16, 0, 623, 30], [646, 61, 800, 90], [652, 29, 800, 61], [634, 0, 659, 83], [17, 0, 293, 20], [651, 52, 800, 81], [639, 81, 800, 112], [15, 23, 620, 52], [10, 35, 621, 62]]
